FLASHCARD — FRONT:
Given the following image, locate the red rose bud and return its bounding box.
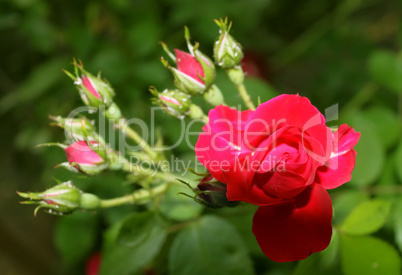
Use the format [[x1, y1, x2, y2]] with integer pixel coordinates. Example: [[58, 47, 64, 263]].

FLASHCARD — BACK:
[[85, 252, 101, 275], [64, 60, 115, 107], [160, 28, 215, 95], [17, 181, 100, 216], [64, 141, 107, 175], [213, 18, 243, 69], [50, 116, 100, 143], [195, 175, 238, 208], [150, 87, 191, 118]]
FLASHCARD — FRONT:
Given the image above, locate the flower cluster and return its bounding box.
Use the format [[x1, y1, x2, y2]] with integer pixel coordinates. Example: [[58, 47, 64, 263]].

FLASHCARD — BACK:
[[195, 94, 360, 262], [17, 19, 362, 267]]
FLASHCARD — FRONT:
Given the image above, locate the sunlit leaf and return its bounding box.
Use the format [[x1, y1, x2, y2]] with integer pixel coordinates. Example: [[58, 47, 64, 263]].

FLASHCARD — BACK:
[[339, 199, 391, 235], [340, 235, 401, 275], [394, 196, 402, 254]]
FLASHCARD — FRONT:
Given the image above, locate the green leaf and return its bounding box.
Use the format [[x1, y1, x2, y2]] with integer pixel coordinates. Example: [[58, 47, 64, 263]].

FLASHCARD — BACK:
[[292, 231, 340, 275], [339, 199, 392, 235], [333, 191, 370, 225], [223, 205, 262, 256], [362, 107, 401, 149], [159, 179, 202, 222], [369, 50, 402, 94], [117, 211, 155, 247], [100, 216, 167, 275], [395, 140, 402, 184], [346, 114, 385, 186], [394, 196, 402, 254], [169, 215, 254, 275], [340, 235, 401, 275], [54, 211, 98, 264]]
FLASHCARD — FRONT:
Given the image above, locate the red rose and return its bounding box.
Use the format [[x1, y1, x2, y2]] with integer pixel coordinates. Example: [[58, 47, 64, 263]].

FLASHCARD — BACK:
[[195, 94, 360, 262]]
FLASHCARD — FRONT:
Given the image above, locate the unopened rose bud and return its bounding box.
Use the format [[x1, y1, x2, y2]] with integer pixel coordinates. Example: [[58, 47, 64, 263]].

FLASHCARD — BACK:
[[64, 60, 115, 108], [50, 116, 99, 143], [160, 28, 215, 95], [195, 175, 238, 208], [17, 181, 100, 215], [213, 18, 243, 69], [150, 87, 191, 118], [65, 141, 107, 175]]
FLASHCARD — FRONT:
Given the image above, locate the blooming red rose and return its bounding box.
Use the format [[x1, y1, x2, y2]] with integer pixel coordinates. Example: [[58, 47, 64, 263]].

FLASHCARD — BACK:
[[195, 94, 360, 262]]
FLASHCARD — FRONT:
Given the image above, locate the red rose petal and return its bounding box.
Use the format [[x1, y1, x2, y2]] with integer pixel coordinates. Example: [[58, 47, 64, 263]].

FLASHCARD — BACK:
[[316, 149, 357, 189], [175, 49, 205, 84], [315, 124, 360, 189], [244, 94, 332, 163], [334, 124, 361, 153], [252, 183, 332, 262], [195, 105, 253, 182]]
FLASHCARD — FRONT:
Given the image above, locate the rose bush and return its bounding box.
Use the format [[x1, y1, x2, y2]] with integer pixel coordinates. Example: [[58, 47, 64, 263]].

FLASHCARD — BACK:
[[195, 94, 360, 262]]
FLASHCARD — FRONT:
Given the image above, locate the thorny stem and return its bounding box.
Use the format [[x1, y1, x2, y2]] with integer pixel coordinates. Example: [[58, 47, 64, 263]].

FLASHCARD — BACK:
[[237, 83, 256, 110], [99, 184, 169, 208], [100, 162, 178, 208], [116, 118, 158, 160]]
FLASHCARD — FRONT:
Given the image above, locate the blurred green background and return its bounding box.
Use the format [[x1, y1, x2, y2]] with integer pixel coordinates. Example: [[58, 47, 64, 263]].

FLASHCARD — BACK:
[[1, 0, 402, 274]]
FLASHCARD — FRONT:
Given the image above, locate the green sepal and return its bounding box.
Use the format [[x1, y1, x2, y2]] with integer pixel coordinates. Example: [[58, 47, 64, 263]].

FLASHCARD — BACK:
[[203, 84, 224, 106], [171, 67, 206, 95]]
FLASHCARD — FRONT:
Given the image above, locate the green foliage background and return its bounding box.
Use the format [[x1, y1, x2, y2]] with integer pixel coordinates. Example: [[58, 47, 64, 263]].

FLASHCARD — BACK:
[[1, 0, 402, 274]]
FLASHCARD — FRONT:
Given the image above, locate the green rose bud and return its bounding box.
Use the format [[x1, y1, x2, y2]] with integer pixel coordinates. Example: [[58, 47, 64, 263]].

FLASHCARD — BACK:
[[17, 181, 100, 216], [150, 87, 191, 118], [49, 115, 99, 143], [195, 175, 238, 208], [213, 18, 243, 69]]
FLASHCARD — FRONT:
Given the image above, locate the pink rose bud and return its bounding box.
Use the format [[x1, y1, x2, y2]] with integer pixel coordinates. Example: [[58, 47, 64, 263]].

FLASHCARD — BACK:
[[81, 75, 102, 99], [175, 49, 205, 85], [160, 28, 215, 95], [65, 141, 107, 175], [64, 60, 115, 107]]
